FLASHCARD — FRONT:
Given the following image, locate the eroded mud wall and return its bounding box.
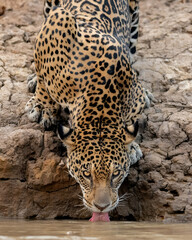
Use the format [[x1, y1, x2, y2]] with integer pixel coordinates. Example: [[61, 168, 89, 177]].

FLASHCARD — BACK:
[[0, 0, 191, 222]]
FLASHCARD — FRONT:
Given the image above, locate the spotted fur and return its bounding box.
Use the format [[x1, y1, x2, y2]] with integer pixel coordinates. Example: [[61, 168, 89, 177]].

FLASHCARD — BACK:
[[128, 0, 139, 61], [25, 0, 150, 213]]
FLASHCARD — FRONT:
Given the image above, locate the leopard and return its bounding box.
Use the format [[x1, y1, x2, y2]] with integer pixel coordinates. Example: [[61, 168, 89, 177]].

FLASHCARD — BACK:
[[25, 0, 152, 216]]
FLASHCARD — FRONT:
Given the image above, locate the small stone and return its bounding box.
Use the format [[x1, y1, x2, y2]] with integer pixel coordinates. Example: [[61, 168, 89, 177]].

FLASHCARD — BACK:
[[148, 171, 163, 183], [171, 198, 187, 213], [145, 153, 163, 168]]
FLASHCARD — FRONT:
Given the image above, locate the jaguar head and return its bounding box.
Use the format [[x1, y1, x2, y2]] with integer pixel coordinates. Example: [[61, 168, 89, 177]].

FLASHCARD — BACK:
[[57, 123, 137, 213]]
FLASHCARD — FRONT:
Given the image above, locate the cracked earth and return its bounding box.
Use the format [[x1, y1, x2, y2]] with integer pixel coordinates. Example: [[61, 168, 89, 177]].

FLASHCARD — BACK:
[[0, 0, 192, 222]]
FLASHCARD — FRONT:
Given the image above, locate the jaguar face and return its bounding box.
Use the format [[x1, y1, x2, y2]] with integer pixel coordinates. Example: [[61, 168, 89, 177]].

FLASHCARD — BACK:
[[76, 162, 128, 213], [66, 143, 130, 212], [57, 124, 135, 213]]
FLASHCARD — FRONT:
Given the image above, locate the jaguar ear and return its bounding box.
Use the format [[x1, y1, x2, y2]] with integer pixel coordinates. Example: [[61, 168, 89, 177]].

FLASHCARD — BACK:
[[125, 120, 139, 137], [124, 120, 139, 144], [57, 124, 74, 146], [57, 124, 72, 139]]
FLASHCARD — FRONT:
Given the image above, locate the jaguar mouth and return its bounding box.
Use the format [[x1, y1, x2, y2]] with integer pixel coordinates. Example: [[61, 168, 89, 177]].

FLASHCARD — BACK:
[[83, 198, 112, 213]]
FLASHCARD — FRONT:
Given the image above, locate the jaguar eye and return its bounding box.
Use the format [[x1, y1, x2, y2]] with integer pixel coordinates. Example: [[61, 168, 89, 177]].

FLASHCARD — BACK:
[[83, 170, 91, 179], [112, 170, 121, 179]]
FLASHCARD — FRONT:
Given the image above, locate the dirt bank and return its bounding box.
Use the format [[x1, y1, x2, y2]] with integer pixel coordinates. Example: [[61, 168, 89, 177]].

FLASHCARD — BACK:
[[0, 0, 191, 222]]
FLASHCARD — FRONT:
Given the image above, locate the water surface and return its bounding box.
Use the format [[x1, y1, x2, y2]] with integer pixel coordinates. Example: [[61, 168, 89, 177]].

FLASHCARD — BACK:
[[0, 220, 192, 240]]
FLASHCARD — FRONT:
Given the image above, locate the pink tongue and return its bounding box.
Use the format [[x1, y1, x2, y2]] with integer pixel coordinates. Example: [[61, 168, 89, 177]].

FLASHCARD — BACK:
[[89, 212, 110, 222]]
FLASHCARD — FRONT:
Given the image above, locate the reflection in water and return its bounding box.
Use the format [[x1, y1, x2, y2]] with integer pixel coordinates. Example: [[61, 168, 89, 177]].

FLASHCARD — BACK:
[[0, 220, 192, 240]]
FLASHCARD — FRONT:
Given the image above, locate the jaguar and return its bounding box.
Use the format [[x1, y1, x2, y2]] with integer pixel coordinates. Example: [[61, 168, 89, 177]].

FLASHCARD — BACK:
[[25, 0, 151, 221]]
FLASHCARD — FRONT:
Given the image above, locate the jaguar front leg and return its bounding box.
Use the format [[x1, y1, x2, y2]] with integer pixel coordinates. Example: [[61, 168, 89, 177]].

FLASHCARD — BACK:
[[27, 73, 37, 93], [128, 141, 143, 166], [25, 76, 60, 130], [144, 88, 156, 109]]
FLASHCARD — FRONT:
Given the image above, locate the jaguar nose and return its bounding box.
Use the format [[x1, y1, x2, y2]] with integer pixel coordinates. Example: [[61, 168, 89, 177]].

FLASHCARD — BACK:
[[94, 202, 110, 212]]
